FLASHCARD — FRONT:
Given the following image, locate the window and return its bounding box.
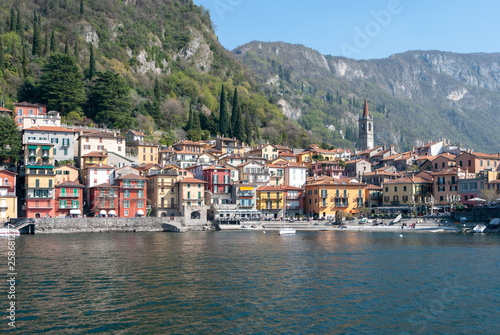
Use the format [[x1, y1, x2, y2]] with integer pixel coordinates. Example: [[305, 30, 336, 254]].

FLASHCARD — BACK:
[[84, 145, 91, 150], [98, 145, 104, 150], [187, 191, 190, 199], [118, 146, 121, 151], [124, 210, 129, 216], [385, 187, 388, 192], [63, 149, 68, 155], [28, 109, 34, 115], [137, 201, 143, 208], [17, 109, 22, 116], [124, 190, 130, 198], [394, 186, 398, 192], [138, 190, 144, 198], [123, 200, 130, 208], [403, 186, 407, 192], [53, 148, 57, 155]]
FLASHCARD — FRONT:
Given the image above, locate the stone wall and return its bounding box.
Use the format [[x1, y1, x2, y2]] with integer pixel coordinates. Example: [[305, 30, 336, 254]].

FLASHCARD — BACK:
[[452, 207, 500, 224], [33, 216, 209, 233]]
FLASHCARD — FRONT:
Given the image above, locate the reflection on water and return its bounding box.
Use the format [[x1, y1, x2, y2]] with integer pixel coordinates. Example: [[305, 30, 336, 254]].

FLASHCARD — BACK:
[[1, 231, 499, 334]]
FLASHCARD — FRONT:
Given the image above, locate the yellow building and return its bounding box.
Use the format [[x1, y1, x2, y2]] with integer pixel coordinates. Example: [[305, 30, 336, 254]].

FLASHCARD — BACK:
[[382, 176, 433, 212], [146, 168, 181, 217], [247, 144, 278, 161], [0, 170, 17, 221], [304, 177, 366, 219], [256, 186, 284, 219], [55, 165, 79, 185], [137, 143, 159, 165]]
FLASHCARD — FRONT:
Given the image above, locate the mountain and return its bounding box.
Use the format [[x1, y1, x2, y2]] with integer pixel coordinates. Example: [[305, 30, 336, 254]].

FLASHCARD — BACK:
[[233, 41, 500, 153], [0, 0, 316, 147]]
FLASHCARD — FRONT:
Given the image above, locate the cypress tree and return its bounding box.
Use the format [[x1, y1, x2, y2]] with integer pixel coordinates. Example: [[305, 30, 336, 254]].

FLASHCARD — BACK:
[[16, 9, 22, 35], [88, 42, 95, 80], [32, 12, 42, 56], [244, 112, 253, 144], [50, 30, 56, 53], [74, 36, 79, 60], [192, 110, 201, 131], [43, 30, 49, 57], [10, 7, 16, 32], [186, 107, 193, 130], [21, 43, 27, 77], [230, 87, 239, 137], [0, 38, 4, 71], [154, 77, 161, 102], [235, 105, 245, 142], [218, 85, 229, 136], [64, 39, 69, 54], [80, 0, 84, 17], [10, 39, 17, 64]]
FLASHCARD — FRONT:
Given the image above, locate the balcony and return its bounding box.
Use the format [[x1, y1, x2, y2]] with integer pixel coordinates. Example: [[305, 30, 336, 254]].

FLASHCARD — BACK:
[[321, 193, 328, 198], [0, 182, 13, 188], [59, 205, 80, 209], [28, 202, 53, 209], [238, 192, 254, 197], [59, 193, 79, 198], [122, 183, 145, 189], [26, 138, 50, 144], [26, 169, 55, 175], [391, 201, 400, 206]]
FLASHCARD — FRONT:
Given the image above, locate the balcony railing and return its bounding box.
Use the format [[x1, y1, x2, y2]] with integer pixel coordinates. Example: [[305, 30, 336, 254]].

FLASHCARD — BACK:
[[59, 205, 80, 209], [238, 192, 254, 197], [59, 193, 79, 198], [0, 182, 13, 187], [28, 191, 55, 199], [28, 202, 53, 209], [122, 184, 145, 189]]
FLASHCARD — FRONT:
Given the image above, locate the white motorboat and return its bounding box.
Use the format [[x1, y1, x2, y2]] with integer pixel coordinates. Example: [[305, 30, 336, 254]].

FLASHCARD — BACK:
[[279, 228, 296, 235], [473, 224, 487, 233], [0, 227, 20, 236]]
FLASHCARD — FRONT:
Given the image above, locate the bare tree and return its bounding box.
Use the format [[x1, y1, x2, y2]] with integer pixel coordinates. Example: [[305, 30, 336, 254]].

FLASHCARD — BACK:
[[160, 99, 187, 130]]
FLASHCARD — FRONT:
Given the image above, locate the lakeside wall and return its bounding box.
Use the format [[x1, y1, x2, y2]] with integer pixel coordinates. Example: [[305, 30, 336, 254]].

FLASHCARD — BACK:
[[452, 207, 500, 224], [31, 217, 210, 233]]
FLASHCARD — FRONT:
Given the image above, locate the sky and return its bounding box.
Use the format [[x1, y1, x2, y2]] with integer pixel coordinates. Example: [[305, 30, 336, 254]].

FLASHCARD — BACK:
[[192, 0, 500, 60]]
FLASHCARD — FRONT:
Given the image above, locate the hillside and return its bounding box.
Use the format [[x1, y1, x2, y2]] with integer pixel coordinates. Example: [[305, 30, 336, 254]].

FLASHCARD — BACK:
[[233, 41, 500, 153], [0, 0, 317, 147]]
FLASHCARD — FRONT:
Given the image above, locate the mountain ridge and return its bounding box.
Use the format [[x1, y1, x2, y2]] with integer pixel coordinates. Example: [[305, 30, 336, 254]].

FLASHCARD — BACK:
[[233, 41, 500, 153]]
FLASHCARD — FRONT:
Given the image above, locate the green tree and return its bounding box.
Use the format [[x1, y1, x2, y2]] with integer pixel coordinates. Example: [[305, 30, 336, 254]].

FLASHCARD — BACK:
[[192, 110, 201, 131], [74, 36, 79, 60], [88, 42, 95, 80], [21, 42, 28, 77], [10, 39, 17, 64], [16, 9, 22, 35], [39, 54, 86, 115], [50, 30, 57, 53], [218, 85, 229, 136], [80, 0, 84, 17], [185, 107, 193, 130], [230, 87, 239, 137], [43, 30, 48, 57], [244, 112, 253, 144], [154, 77, 161, 102], [32, 10, 42, 56], [0, 116, 21, 164], [64, 39, 69, 54], [87, 70, 133, 129], [10, 7, 16, 32], [0, 38, 4, 71], [235, 105, 245, 142]]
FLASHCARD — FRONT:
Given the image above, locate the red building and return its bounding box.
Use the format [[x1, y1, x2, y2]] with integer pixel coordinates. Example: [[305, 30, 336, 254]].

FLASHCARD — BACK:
[[280, 185, 305, 216], [202, 165, 232, 204], [116, 174, 147, 217], [55, 180, 84, 217], [89, 183, 119, 217], [14, 102, 47, 127]]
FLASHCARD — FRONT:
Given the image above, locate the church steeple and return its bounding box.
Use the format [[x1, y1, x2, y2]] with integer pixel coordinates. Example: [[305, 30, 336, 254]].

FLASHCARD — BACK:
[[363, 98, 369, 118], [358, 97, 374, 150]]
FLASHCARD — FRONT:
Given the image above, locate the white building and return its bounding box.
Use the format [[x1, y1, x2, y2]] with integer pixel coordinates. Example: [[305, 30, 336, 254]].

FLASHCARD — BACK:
[[284, 162, 308, 188], [23, 126, 77, 163]]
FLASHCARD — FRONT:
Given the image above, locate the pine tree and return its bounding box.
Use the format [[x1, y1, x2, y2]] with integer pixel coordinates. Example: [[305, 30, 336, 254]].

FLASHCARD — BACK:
[[43, 30, 49, 57], [218, 85, 229, 136], [50, 30, 56, 53], [10, 7, 16, 32], [0, 38, 4, 71], [32, 11, 42, 56], [74, 36, 79, 60], [88, 42, 95, 80], [230, 87, 239, 137]]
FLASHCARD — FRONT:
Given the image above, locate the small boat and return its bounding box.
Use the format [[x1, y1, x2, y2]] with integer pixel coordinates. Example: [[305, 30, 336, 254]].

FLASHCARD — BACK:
[[473, 224, 487, 233], [279, 228, 296, 235], [0, 227, 20, 236]]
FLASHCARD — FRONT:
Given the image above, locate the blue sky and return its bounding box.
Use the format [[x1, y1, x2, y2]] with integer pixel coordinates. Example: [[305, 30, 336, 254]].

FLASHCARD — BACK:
[[193, 0, 500, 59]]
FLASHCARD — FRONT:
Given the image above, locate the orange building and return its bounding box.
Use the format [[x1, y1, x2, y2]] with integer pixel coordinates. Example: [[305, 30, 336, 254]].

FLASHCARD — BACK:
[[116, 174, 147, 217], [55, 180, 84, 217]]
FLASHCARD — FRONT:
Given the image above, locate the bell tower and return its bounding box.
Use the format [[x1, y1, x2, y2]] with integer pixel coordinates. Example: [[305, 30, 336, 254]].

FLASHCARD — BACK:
[[358, 98, 374, 150]]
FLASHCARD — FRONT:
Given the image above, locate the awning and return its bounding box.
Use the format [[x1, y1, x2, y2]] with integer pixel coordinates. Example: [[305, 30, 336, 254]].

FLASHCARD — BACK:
[[240, 187, 253, 191], [108, 210, 116, 216], [41, 146, 51, 150], [99, 210, 107, 216], [28, 145, 37, 150], [70, 209, 81, 215], [136, 210, 144, 216]]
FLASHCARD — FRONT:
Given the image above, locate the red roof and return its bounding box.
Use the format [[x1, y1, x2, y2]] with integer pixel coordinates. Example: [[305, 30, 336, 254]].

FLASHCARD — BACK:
[[117, 173, 146, 180], [178, 177, 207, 184], [23, 126, 76, 132], [257, 186, 284, 191], [86, 163, 114, 169], [363, 98, 369, 118], [56, 180, 84, 188]]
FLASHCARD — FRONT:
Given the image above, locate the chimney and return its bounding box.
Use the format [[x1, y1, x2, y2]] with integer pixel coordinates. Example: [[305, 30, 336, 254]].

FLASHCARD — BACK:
[[99, 163, 102, 167]]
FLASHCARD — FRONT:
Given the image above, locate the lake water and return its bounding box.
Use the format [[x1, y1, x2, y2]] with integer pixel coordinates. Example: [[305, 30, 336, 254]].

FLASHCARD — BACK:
[[2, 231, 500, 334]]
